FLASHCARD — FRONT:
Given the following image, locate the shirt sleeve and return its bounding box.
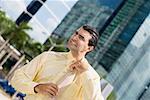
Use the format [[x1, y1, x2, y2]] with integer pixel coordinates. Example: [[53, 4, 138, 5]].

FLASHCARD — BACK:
[[10, 51, 48, 94], [82, 74, 104, 100]]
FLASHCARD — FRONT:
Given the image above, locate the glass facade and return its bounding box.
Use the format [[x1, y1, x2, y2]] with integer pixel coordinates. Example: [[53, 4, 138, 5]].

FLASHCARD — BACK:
[[92, 0, 150, 74], [49, 0, 113, 40], [107, 34, 150, 100], [106, 10, 150, 100]]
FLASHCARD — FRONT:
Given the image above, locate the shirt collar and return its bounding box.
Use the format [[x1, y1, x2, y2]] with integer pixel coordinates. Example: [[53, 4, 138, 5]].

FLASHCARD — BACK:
[[67, 51, 85, 62], [66, 51, 90, 71]]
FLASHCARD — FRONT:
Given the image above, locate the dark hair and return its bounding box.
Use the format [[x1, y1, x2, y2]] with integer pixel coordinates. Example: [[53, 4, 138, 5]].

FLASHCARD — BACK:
[[82, 25, 99, 48]]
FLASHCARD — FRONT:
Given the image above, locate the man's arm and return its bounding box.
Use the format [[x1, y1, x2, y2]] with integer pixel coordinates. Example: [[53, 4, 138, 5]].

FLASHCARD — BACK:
[[10, 52, 48, 94]]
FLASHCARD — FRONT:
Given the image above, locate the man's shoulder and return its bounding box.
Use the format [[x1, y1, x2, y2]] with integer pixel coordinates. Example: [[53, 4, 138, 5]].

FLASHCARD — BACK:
[[43, 51, 68, 59], [87, 66, 100, 79], [82, 59, 100, 80]]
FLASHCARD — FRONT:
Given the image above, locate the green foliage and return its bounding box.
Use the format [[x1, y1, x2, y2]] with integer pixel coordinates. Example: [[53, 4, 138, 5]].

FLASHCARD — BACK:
[[0, 10, 44, 59], [0, 10, 14, 34], [107, 90, 117, 100], [44, 37, 68, 52], [52, 46, 69, 52], [23, 39, 45, 60]]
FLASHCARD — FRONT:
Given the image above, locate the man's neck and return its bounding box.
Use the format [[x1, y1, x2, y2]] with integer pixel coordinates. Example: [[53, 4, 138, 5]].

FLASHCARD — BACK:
[[70, 51, 85, 61]]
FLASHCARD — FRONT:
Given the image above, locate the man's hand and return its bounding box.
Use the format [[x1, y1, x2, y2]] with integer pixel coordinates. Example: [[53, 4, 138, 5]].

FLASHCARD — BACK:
[[69, 60, 88, 74], [34, 83, 59, 97]]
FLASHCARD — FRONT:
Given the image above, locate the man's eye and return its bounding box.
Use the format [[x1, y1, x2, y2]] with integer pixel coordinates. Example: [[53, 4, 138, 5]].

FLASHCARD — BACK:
[[75, 32, 78, 35], [79, 35, 85, 41]]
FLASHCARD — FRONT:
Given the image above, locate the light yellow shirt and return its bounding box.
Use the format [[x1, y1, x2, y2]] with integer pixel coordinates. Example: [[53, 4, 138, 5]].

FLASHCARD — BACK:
[[11, 51, 104, 100]]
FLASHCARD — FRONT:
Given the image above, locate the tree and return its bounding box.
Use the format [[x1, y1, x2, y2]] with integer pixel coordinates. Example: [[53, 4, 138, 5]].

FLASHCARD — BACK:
[[23, 39, 44, 60], [44, 37, 69, 52], [2, 22, 32, 51], [0, 10, 14, 35]]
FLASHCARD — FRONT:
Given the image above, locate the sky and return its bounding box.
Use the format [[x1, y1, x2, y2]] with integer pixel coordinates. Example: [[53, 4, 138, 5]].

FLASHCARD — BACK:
[[0, 0, 78, 43]]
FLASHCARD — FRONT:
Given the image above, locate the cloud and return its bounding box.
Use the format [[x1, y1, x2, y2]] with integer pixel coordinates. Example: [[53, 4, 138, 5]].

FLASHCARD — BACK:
[[46, 18, 58, 33], [27, 18, 48, 44], [28, 18, 58, 44], [27, 17, 59, 44], [0, 0, 26, 20], [2, 0, 26, 12]]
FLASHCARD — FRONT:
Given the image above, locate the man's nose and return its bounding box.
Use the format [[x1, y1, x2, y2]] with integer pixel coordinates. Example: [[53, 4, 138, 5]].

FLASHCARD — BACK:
[[72, 35, 78, 42]]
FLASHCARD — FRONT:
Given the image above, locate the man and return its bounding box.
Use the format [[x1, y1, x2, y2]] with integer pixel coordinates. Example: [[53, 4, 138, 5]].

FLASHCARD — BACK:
[[11, 25, 104, 100]]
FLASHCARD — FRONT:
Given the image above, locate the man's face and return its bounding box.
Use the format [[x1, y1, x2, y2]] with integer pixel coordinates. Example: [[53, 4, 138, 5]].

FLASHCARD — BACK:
[[67, 27, 93, 53]]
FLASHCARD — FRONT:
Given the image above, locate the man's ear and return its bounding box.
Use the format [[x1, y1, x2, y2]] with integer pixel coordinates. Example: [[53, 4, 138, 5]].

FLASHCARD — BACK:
[[88, 46, 94, 52]]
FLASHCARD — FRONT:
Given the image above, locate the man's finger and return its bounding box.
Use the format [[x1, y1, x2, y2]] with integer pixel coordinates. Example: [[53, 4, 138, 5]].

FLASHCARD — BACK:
[[70, 60, 81, 67], [69, 63, 76, 71], [51, 83, 58, 89], [70, 65, 77, 72], [49, 86, 58, 94], [42, 91, 53, 97], [46, 88, 56, 96]]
